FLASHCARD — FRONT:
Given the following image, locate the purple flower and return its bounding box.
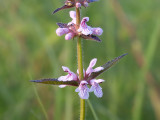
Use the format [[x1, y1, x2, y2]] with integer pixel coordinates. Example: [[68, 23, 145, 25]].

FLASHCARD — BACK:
[[76, 2, 81, 8], [68, 11, 76, 25], [31, 54, 127, 99], [56, 28, 70, 36], [91, 27, 103, 36], [89, 79, 104, 98], [58, 66, 78, 88], [56, 11, 103, 42], [86, 58, 104, 76], [83, 1, 89, 7], [75, 81, 90, 99], [58, 58, 105, 99], [78, 17, 93, 35]]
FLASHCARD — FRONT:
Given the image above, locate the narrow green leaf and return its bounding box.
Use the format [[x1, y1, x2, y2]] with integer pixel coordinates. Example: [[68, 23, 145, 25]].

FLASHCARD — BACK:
[[87, 53, 128, 80], [30, 78, 79, 86]]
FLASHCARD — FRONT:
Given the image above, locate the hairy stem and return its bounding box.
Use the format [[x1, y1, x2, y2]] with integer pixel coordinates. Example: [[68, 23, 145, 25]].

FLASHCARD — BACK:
[[76, 8, 85, 120]]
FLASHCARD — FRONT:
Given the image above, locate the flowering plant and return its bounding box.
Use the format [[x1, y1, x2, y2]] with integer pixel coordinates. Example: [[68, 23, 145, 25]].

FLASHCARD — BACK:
[[31, 0, 127, 119]]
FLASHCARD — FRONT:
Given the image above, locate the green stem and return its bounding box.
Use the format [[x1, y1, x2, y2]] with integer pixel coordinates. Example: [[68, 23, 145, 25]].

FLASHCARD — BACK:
[[76, 8, 85, 120]]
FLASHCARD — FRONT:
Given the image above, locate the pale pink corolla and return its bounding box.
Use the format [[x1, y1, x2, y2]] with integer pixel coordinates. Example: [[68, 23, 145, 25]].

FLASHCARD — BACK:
[[75, 81, 90, 99], [83, 1, 89, 7], [78, 17, 93, 35], [68, 11, 76, 25], [56, 28, 70, 36], [76, 2, 81, 8], [89, 79, 104, 98], [58, 66, 78, 88], [91, 27, 103, 36], [86, 58, 104, 76], [65, 32, 75, 40]]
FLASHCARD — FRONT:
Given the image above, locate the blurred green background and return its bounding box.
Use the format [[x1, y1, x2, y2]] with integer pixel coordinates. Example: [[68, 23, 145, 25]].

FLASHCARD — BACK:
[[0, 0, 160, 120]]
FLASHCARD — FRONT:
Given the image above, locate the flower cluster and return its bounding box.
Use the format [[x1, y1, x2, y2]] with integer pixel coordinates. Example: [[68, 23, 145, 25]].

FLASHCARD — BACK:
[[56, 11, 103, 41], [58, 58, 105, 99]]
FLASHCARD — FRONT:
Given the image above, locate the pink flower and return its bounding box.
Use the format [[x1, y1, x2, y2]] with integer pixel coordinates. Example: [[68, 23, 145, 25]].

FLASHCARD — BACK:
[[91, 27, 103, 36], [76, 2, 81, 8], [83, 1, 89, 7], [89, 79, 104, 98], [56, 11, 103, 42], [58, 66, 78, 88], [68, 11, 76, 25], [65, 32, 75, 40], [75, 81, 90, 99], [56, 28, 69, 36], [57, 58, 106, 98], [78, 17, 93, 35], [86, 58, 104, 76]]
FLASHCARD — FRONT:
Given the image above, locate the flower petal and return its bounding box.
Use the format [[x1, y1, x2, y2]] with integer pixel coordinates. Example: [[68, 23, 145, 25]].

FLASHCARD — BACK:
[[65, 32, 75, 40], [94, 85, 103, 98], [59, 85, 67, 88], [86, 58, 97, 75], [95, 79, 105, 83], [58, 75, 67, 81], [69, 11, 76, 19], [93, 67, 104, 72], [89, 58, 97, 68], [75, 81, 90, 99], [76, 2, 81, 8], [62, 66, 70, 72], [75, 87, 80, 92], [89, 80, 103, 98]]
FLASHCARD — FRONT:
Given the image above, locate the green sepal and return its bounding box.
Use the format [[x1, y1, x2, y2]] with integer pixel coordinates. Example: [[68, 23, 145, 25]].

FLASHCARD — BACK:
[[30, 78, 79, 86], [87, 53, 128, 80]]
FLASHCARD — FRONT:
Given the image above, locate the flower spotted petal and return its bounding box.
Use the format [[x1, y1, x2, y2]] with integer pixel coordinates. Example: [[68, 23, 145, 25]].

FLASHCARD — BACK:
[[90, 79, 104, 98], [78, 17, 93, 35], [75, 81, 90, 99]]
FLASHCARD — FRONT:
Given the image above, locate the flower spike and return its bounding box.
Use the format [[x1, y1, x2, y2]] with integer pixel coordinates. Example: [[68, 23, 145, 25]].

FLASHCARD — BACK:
[[56, 11, 103, 42], [31, 54, 127, 99]]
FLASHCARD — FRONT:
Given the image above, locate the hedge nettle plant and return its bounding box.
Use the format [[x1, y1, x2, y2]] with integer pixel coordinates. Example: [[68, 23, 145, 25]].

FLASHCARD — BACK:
[[31, 0, 127, 119]]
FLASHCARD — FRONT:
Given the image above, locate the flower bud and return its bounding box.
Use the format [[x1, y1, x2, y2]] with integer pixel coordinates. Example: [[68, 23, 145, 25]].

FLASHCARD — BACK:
[[56, 28, 69, 36], [69, 11, 76, 19], [92, 27, 103, 36], [65, 32, 74, 40], [76, 2, 81, 8], [83, 2, 88, 7]]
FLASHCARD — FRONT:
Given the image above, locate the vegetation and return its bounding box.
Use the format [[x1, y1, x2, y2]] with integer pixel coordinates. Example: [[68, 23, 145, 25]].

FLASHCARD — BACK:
[[0, 0, 159, 119]]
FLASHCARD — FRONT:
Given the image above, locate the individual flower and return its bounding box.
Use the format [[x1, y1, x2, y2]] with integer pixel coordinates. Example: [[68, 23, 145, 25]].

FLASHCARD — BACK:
[[53, 0, 99, 14], [89, 79, 104, 98], [77, 17, 93, 35], [91, 27, 103, 36], [75, 81, 90, 99], [76, 2, 82, 8], [58, 66, 78, 88], [85, 58, 104, 76], [67, 11, 76, 25], [56, 11, 103, 42]]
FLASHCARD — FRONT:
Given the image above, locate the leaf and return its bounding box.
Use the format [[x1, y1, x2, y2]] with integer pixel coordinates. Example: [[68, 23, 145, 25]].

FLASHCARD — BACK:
[[30, 78, 79, 86], [52, 5, 70, 14], [81, 34, 102, 42], [88, 0, 99, 3], [56, 23, 68, 28], [87, 53, 128, 80]]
